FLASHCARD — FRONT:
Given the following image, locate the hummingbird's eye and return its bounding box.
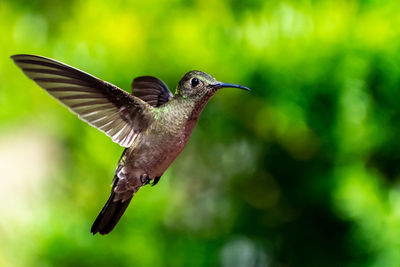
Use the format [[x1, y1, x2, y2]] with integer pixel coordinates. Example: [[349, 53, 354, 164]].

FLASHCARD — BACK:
[[190, 78, 199, 87]]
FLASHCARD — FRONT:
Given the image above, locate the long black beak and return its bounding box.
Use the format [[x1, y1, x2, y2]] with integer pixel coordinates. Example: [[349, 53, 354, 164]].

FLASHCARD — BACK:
[[211, 82, 250, 91]]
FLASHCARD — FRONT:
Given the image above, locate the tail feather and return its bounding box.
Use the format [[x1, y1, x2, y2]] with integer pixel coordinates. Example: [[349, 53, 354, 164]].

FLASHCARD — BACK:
[[91, 191, 132, 235]]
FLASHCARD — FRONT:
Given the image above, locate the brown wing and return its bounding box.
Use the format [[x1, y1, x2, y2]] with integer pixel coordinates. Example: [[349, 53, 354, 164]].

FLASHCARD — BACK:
[[131, 76, 173, 107], [11, 54, 153, 147]]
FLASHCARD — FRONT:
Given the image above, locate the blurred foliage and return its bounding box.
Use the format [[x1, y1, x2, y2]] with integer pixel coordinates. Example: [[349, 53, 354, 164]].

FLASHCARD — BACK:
[[1, 0, 400, 266]]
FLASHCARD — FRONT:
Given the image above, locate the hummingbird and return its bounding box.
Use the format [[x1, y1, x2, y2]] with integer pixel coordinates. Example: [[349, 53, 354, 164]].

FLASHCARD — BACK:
[[11, 54, 250, 235]]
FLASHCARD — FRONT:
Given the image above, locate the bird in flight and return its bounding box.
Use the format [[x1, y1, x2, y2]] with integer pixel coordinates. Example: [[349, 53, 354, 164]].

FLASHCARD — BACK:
[[11, 54, 250, 235]]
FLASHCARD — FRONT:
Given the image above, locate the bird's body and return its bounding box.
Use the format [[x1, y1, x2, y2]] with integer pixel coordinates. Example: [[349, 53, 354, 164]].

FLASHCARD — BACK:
[[130, 97, 200, 179], [113, 97, 201, 201], [135, 92, 214, 175], [11, 54, 249, 234]]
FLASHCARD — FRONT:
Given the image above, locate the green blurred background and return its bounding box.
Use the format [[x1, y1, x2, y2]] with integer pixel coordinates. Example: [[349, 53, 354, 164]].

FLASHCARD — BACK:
[[1, 0, 400, 266]]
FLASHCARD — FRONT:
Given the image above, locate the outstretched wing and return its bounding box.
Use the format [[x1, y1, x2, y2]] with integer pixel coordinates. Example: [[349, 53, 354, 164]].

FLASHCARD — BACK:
[[131, 76, 173, 107], [11, 54, 153, 147]]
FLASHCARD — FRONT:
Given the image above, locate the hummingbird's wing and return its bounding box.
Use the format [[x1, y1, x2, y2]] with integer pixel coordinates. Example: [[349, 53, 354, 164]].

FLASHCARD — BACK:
[[131, 76, 173, 107], [11, 54, 153, 147]]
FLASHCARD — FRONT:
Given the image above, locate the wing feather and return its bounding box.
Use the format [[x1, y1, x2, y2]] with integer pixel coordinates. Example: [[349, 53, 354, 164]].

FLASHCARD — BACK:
[[12, 54, 153, 147], [131, 76, 173, 107]]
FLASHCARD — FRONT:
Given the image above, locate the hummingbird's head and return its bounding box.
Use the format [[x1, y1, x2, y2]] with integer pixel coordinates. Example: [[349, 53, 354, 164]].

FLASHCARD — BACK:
[[176, 71, 249, 99]]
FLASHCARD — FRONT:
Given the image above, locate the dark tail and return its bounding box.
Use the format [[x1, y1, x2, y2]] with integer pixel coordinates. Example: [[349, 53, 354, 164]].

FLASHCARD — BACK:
[[91, 191, 133, 235]]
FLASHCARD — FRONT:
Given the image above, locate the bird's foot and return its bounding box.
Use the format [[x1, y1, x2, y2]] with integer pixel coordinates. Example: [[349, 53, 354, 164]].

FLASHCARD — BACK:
[[151, 176, 161, 187], [140, 174, 151, 186]]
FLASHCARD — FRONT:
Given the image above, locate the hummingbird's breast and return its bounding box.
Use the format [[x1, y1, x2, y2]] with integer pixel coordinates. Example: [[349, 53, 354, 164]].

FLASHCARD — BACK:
[[124, 99, 199, 178]]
